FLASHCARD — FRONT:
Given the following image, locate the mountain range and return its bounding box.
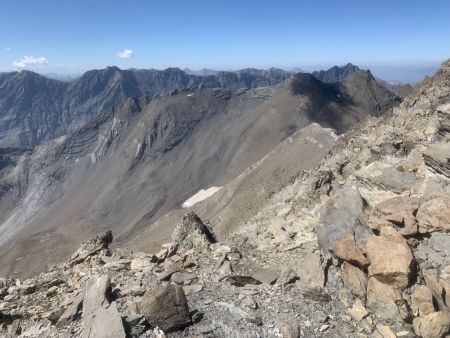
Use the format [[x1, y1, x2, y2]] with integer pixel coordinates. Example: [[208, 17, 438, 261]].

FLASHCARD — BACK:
[[0, 67, 291, 147], [0, 67, 400, 277]]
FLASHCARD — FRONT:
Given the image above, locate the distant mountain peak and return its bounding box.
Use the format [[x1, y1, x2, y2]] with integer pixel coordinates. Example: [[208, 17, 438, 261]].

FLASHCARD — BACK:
[[312, 63, 361, 83]]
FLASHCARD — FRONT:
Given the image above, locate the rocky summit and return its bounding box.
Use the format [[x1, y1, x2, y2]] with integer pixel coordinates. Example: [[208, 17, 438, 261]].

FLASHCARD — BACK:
[[0, 59, 448, 338]]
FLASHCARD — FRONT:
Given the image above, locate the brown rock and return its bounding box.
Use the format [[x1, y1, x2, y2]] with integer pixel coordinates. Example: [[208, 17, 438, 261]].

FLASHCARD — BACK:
[[411, 285, 435, 317], [330, 233, 369, 268], [253, 268, 279, 285], [137, 284, 191, 332], [416, 197, 450, 232], [366, 233, 414, 289], [342, 262, 367, 298], [348, 299, 369, 321], [280, 324, 300, 338], [413, 311, 450, 338], [375, 195, 420, 222], [298, 252, 329, 301], [367, 277, 402, 320], [422, 269, 447, 309], [376, 324, 397, 338]]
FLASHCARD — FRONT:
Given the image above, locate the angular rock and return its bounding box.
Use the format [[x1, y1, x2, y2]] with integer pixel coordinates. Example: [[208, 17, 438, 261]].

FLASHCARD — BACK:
[[298, 252, 330, 301], [366, 233, 414, 289], [130, 255, 157, 271], [348, 299, 369, 321], [367, 277, 402, 320], [410, 285, 435, 317], [277, 267, 298, 286], [83, 302, 126, 338], [137, 284, 191, 332], [317, 187, 366, 252], [376, 324, 397, 338], [413, 311, 450, 338], [342, 261, 368, 298], [375, 195, 420, 222], [280, 324, 300, 338], [329, 233, 369, 268], [253, 268, 279, 285], [57, 297, 83, 328], [172, 212, 216, 252], [83, 275, 110, 318], [416, 197, 450, 232], [423, 142, 450, 178], [71, 231, 113, 264]]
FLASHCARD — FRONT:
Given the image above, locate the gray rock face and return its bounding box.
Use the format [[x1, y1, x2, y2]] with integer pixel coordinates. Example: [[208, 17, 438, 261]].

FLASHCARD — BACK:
[[137, 284, 191, 332], [172, 212, 216, 252], [423, 142, 450, 178], [0, 67, 291, 147], [84, 302, 126, 338], [312, 63, 360, 83], [70, 231, 113, 265], [317, 187, 366, 252]]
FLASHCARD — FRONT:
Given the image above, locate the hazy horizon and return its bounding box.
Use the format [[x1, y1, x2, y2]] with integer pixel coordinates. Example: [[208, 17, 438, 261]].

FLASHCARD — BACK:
[[1, 0, 449, 83]]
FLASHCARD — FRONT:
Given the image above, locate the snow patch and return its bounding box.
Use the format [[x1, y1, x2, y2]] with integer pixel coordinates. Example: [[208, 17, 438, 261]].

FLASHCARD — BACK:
[[182, 186, 222, 208]]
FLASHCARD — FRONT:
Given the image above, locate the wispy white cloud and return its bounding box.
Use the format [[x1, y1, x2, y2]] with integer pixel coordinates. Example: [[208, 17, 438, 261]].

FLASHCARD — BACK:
[[12, 56, 50, 68], [116, 48, 134, 59], [4, 47, 12, 52]]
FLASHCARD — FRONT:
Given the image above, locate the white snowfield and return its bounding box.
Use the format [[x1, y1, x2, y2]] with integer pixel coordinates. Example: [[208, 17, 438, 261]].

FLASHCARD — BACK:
[[182, 186, 222, 208]]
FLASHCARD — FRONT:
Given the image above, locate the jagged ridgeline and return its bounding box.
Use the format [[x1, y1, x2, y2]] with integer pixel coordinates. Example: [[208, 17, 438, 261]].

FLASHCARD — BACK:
[[0, 67, 291, 147]]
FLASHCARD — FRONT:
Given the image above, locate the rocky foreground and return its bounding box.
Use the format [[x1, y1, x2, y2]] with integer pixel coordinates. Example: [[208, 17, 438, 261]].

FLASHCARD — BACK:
[[0, 60, 449, 337]]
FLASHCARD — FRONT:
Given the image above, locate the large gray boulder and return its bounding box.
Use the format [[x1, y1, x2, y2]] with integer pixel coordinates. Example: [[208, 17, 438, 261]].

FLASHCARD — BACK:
[[137, 284, 192, 332], [317, 187, 366, 253], [172, 212, 216, 252]]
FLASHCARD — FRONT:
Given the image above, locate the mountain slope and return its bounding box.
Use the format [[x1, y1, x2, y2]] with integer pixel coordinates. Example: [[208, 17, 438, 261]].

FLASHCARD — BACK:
[[0, 73, 399, 277], [0, 67, 291, 147]]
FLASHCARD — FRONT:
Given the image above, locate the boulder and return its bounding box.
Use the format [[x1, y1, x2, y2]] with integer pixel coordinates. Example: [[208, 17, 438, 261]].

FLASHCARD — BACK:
[[317, 187, 366, 252], [356, 164, 419, 194], [376, 324, 397, 338], [57, 297, 83, 328], [329, 233, 369, 268], [375, 195, 420, 222], [367, 277, 402, 321], [83, 302, 126, 338], [375, 196, 420, 237], [348, 299, 369, 321], [342, 262, 367, 298], [137, 284, 191, 332], [83, 275, 110, 318], [297, 252, 329, 301], [172, 212, 216, 252], [413, 311, 450, 338], [253, 268, 279, 285], [280, 324, 300, 338], [416, 197, 450, 232], [70, 231, 113, 264], [410, 285, 435, 317], [365, 232, 414, 289], [423, 142, 450, 178]]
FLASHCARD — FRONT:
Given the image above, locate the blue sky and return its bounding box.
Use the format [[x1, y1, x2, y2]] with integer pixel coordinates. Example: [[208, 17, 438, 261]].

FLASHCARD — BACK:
[[1, 0, 449, 82]]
